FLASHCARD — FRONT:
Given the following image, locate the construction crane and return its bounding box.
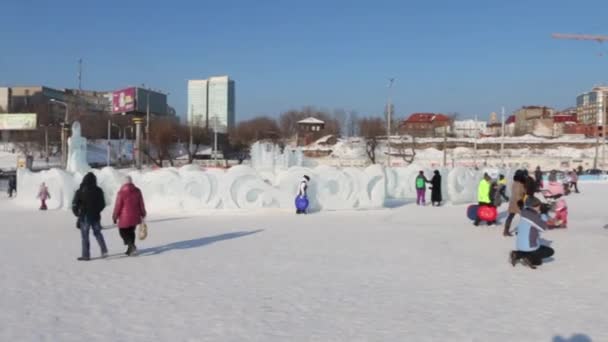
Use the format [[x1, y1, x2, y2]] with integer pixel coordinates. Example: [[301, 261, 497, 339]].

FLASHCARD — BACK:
[[552, 33, 608, 43]]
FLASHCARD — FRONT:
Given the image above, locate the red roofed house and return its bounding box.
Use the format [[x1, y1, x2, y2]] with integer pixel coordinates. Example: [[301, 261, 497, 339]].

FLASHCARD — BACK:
[[400, 113, 452, 137]]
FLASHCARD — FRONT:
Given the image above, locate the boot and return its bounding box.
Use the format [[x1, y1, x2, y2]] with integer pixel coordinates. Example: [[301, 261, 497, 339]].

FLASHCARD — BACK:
[[125, 244, 133, 256], [77, 256, 90, 261], [521, 257, 537, 270], [509, 251, 519, 266]]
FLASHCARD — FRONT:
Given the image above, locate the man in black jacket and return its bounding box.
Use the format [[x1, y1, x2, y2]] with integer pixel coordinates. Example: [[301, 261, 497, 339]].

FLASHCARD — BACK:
[[72, 172, 108, 261]]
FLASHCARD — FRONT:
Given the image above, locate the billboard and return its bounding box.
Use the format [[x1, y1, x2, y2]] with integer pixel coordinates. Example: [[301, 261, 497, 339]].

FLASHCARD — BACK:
[[135, 88, 168, 116], [0, 113, 37, 130], [112, 87, 136, 114]]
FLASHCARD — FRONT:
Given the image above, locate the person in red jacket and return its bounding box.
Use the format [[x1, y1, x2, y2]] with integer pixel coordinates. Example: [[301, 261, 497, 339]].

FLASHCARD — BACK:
[[112, 176, 146, 256]]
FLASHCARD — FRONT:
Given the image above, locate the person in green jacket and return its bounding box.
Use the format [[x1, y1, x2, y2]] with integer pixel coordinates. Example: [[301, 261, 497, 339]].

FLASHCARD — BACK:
[[474, 173, 496, 226], [415, 171, 430, 206]]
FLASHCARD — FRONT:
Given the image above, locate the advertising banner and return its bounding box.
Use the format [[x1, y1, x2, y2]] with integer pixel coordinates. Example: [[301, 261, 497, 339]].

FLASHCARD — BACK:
[[0, 113, 37, 130], [112, 87, 136, 114]]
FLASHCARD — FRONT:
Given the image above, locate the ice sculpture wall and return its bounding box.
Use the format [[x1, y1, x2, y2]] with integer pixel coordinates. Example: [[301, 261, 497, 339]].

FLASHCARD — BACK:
[[17, 164, 510, 212]]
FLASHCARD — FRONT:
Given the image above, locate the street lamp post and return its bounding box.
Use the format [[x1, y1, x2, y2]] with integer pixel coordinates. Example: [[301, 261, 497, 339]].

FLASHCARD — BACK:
[[212, 116, 218, 165], [386, 78, 394, 167], [50, 99, 69, 169]]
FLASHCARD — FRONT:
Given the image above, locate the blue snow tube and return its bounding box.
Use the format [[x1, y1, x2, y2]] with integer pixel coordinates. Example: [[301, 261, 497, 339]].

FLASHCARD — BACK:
[[295, 196, 309, 211]]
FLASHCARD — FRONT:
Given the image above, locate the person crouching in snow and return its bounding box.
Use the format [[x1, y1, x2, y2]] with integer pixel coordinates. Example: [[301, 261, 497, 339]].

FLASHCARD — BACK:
[[296, 175, 309, 214], [415, 171, 429, 206], [112, 176, 147, 256], [37, 182, 50, 210], [510, 196, 555, 269]]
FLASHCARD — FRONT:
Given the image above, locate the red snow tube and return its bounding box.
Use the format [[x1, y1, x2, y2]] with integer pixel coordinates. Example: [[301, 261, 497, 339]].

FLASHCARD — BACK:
[[477, 205, 497, 222]]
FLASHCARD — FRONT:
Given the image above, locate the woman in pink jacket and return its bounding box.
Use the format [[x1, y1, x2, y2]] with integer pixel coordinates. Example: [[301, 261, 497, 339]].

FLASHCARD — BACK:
[[112, 177, 146, 256]]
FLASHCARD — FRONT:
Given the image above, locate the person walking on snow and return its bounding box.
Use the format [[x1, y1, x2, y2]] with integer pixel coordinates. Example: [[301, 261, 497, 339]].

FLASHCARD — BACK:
[[534, 166, 543, 190], [37, 182, 50, 210], [509, 196, 555, 269], [569, 169, 579, 193], [504, 170, 527, 236], [113, 176, 147, 256], [296, 175, 309, 214], [430, 170, 442, 207], [498, 174, 509, 201], [474, 173, 495, 226], [7, 175, 16, 198], [415, 171, 429, 206], [72, 172, 108, 261]]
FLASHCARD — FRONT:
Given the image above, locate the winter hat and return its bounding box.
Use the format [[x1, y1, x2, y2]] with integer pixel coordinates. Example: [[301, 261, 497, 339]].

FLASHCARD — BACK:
[[527, 196, 542, 208], [303, 175, 310, 182]]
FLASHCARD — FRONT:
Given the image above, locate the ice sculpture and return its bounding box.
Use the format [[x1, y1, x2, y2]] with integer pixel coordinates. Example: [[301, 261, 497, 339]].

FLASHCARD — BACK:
[[16, 158, 517, 212], [66, 121, 90, 174], [250, 142, 303, 173]]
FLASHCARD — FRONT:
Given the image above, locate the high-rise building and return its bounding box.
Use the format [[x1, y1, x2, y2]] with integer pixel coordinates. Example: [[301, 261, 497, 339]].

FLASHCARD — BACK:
[[187, 76, 235, 133], [576, 86, 608, 126], [187, 79, 208, 126]]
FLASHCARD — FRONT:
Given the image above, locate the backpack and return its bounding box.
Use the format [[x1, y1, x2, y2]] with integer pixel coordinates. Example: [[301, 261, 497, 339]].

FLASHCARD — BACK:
[[416, 176, 425, 189]]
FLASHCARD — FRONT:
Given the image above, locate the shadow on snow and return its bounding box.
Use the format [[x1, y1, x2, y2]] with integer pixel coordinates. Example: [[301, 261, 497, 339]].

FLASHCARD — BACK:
[[137, 229, 264, 256]]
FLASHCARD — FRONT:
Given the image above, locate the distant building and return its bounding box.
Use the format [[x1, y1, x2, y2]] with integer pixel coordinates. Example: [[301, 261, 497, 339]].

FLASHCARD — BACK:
[[551, 113, 578, 137], [452, 120, 486, 138], [187, 79, 208, 126], [64, 88, 112, 115], [296, 117, 325, 146], [513, 106, 554, 136], [0, 87, 10, 112], [400, 113, 451, 137], [187, 76, 236, 134], [576, 87, 608, 137]]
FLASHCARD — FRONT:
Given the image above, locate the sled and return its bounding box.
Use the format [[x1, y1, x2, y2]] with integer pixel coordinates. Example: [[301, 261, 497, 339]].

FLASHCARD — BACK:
[[477, 205, 498, 222], [466, 205, 478, 221], [295, 196, 309, 211]]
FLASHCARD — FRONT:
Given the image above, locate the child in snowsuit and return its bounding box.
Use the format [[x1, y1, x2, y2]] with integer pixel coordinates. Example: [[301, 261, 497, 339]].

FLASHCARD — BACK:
[[510, 197, 555, 269], [37, 182, 50, 210], [415, 171, 429, 206], [547, 199, 568, 229], [296, 175, 309, 214]]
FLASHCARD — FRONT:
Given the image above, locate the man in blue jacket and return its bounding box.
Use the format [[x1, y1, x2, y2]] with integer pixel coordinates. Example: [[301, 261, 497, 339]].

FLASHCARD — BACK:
[[509, 196, 555, 269]]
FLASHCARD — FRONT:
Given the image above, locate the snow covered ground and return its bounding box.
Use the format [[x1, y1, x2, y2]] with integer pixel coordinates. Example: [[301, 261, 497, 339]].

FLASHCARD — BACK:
[[1, 183, 607, 341]]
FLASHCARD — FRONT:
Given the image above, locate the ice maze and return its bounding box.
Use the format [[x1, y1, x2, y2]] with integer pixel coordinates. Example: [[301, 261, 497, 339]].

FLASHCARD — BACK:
[[17, 164, 511, 212]]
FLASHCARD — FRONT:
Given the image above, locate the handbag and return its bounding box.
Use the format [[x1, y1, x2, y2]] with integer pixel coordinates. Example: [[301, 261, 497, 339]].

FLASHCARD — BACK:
[[137, 221, 148, 240]]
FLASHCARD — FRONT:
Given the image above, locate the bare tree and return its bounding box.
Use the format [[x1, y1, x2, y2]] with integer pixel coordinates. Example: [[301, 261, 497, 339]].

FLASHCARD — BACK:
[[346, 110, 359, 137], [359, 117, 386, 164], [227, 116, 281, 164], [177, 120, 211, 164], [146, 118, 178, 167], [396, 135, 417, 164]]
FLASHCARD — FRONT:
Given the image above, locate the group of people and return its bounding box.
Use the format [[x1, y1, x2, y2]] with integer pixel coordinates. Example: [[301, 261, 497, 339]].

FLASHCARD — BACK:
[[415, 170, 443, 206], [37, 173, 147, 261], [500, 167, 578, 269]]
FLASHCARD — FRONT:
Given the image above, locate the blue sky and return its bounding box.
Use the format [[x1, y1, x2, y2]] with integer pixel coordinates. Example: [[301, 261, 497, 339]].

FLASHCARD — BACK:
[[1, 0, 607, 121]]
